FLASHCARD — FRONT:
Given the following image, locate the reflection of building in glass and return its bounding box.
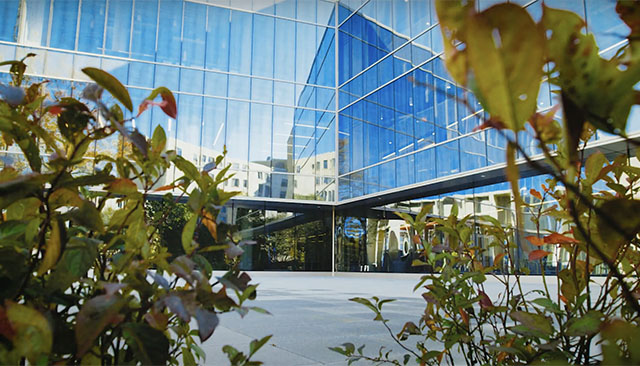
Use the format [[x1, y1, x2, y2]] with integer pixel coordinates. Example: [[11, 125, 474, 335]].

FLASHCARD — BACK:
[[0, 0, 636, 273]]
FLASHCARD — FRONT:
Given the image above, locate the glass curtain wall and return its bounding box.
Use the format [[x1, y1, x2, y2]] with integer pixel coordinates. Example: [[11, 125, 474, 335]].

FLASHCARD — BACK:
[[0, 0, 337, 202], [336, 0, 634, 201]]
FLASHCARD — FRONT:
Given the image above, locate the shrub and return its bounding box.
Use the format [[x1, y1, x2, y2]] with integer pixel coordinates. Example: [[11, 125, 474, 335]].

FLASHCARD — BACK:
[[0, 55, 269, 365], [332, 1, 640, 365]]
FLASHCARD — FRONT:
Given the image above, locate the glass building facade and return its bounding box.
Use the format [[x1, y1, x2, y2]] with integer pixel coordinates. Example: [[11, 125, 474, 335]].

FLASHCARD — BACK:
[[0, 0, 636, 273]]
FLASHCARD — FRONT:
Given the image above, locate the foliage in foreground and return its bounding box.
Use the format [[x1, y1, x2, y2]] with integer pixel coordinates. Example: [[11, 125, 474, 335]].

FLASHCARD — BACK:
[[333, 1, 640, 365], [0, 56, 269, 365]]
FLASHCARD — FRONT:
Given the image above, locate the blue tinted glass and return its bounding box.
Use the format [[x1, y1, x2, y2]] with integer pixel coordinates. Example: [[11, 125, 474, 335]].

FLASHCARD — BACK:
[[177, 95, 203, 152], [276, 0, 296, 18], [251, 78, 273, 103], [50, 0, 78, 50], [274, 81, 294, 106], [157, 0, 182, 64], [228, 75, 251, 99], [180, 68, 204, 94], [204, 72, 228, 97], [202, 97, 227, 155], [128, 62, 154, 88], [206, 6, 230, 71], [131, 0, 157, 61], [460, 133, 487, 172], [229, 11, 252, 74], [182, 2, 206, 67], [272, 106, 294, 172], [338, 114, 351, 175], [296, 22, 316, 83], [254, 0, 275, 15], [24, 0, 50, 46], [315, 27, 335, 87], [77, 0, 105, 54], [274, 18, 295, 81], [351, 119, 364, 170], [101, 58, 129, 84], [297, 0, 316, 23], [249, 103, 272, 165], [252, 14, 274, 77], [0, 0, 19, 42], [154, 65, 179, 90], [586, 0, 627, 50], [105, 0, 132, 57], [226, 101, 250, 163], [436, 141, 460, 177], [318, 0, 334, 26]]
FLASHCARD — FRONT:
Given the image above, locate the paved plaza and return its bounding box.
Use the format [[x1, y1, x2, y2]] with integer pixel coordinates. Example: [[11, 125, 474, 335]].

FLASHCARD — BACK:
[[201, 272, 603, 365]]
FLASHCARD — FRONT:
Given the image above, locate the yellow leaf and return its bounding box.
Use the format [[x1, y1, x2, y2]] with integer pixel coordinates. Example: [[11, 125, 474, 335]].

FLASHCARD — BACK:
[[37, 220, 62, 276]]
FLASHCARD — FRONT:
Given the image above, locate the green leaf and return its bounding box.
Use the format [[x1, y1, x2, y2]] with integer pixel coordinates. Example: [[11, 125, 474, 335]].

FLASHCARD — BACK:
[[584, 151, 607, 185], [566, 310, 603, 337], [466, 4, 545, 130], [182, 347, 197, 366], [596, 198, 640, 247], [75, 294, 126, 357], [122, 323, 170, 365], [510, 311, 554, 339], [350, 297, 379, 314], [532, 298, 563, 314], [181, 214, 198, 255], [5, 301, 52, 364], [70, 201, 105, 233], [150, 124, 166, 156], [249, 335, 272, 357], [82, 67, 133, 112], [0, 220, 27, 241], [47, 237, 99, 293]]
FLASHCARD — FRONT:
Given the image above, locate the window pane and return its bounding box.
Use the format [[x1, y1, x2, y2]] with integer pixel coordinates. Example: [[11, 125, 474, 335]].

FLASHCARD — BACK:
[[274, 18, 295, 81], [202, 97, 226, 157], [252, 14, 274, 77], [77, 0, 105, 54], [154, 65, 179, 90], [131, 0, 158, 61], [128, 62, 154, 88], [50, 0, 78, 50], [249, 103, 272, 167], [296, 22, 316, 83], [105, 0, 132, 57], [157, 0, 182, 64], [22, 0, 50, 46], [0, 0, 19, 42], [204, 72, 228, 97], [229, 11, 252, 74], [179, 68, 204, 94], [182, 2, 206, 67], [226, 100, 250, 164], [272, 106, 294, 173], [206, 6, 230, 71], [177, 95, 203, 166]]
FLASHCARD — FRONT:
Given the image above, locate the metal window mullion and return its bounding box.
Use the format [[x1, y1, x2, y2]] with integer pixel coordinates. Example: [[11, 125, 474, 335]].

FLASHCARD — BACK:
[[74, 0, 82, 51], [102, 0, 109, 55], [129, 0, 135, 57]]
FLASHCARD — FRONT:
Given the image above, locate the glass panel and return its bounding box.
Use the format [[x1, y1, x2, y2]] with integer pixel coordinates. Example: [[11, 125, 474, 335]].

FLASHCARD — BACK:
[[179, 68, 204, 94], [436, 140, 460, 177], [274, 81, 294, 106], [177, 95, 203, 167], [201, 97, 226, 158], [274, 18, 295, 81], [182, 2, 206, 67], [130, 88, 152, 136], [206, 6, 230, 71], [100, 58, 128, 85], [128, 62, 154, 88], [105, 0, 132, 57], [156, 0, 182, 64], [272, 106, 294, 173], [586, 0, 626, 51], [275, 0, 295, 18], [204, 72, 228, 97], [297, 0, 316, 23], [226, 100, 250, 165], [271, 173, 293, 198], [154, 65, 179, 90], [229, 11, 252, 75], [0, 0, 19, 42], [72, 54, 100, 81], [249, 103, 272, 168], [228, 74, 251, 100], [77, 0, 105, 54], [252, 14, 274, 78], [131, 0, 157, 61], [44, 51, 73, 79], [251, 78, 273, 103], [50, 0, 78, 50], [22, 0, 51, 46], [296, 23, 317, 83]]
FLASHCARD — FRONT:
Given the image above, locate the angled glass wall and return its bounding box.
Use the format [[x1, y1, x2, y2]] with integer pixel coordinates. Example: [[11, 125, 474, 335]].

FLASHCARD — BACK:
[[336, 0, 636, 201]]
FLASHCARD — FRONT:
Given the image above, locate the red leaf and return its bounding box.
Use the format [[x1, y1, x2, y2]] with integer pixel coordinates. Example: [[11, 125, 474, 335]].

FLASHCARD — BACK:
[[525, 236, 545, 246], [530, 188, 542, 200], [47, 105, 63, 115], [459, 308, 469, 326], [544, 233, 579, 244], [529, 250, 552, 261], [479, 291, 493, 309], [159, 90, 177, 119], [154, 184, 175, 192]]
